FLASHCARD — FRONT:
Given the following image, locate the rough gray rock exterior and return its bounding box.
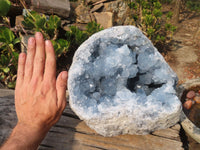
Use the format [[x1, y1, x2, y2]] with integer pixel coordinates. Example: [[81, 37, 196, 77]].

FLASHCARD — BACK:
[[29, 0, 70, 18], [68, 26, 182, 137]]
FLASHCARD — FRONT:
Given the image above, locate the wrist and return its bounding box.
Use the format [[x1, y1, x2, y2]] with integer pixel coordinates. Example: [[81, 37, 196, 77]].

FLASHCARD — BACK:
[[15, 122, 50, 135], [11, 123, 49, 149]]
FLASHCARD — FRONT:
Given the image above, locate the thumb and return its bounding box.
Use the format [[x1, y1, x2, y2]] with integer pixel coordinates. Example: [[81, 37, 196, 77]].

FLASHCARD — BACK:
[[56, 71, 68, 108]]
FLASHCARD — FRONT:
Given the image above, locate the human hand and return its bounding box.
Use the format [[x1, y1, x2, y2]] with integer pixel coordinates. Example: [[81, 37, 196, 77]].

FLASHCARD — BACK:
[[15, 32, 68, 133]]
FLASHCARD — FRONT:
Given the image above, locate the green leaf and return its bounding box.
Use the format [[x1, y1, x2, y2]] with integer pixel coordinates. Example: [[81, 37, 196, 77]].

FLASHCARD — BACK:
[[0, 27, 15, 44], [128, 2, 137, 9], [0, 0, 11, 16], [143, 14, 155, 26], [153, 9, 162, 18], [161, 36, 165, 41], [146, 27, 155, 36], [0, 54, 9, 66], [1, 67, 10, 73], [53, 39, 70, 56], [0, 74, 6, 80], [47, 15, 61, 29], [46, 15, 61, 37], [153, 2, 162, 9], [57, 39, 69, 48], [7, 81, 16, 89], [166, 11, 173, 19], [23, 11, 47, 30], [13, 37, 21, 45], [86, 21, 103, 36], [35, 14, 46, 30]]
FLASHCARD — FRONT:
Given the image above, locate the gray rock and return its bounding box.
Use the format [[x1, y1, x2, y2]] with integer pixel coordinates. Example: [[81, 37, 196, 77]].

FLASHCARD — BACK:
[[103, 0, 130, 25], [20, 34, 34, 53], [29, 0, 70, 18], [68, 26, 182, 137], [75, 3, 91, 23], [90, 3, 104, 13]]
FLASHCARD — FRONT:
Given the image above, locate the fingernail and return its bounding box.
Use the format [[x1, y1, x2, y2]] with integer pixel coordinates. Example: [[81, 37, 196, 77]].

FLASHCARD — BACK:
[[35, 32, 42, 38], [45, 40, 52, 46], [20, 53, 26, 58], [28, 37, 35, 44], [62, 72, 68, 80]]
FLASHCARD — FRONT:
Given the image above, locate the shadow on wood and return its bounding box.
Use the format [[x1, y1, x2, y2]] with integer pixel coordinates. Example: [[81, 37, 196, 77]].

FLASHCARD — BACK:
[[0, 89, 184, 150]]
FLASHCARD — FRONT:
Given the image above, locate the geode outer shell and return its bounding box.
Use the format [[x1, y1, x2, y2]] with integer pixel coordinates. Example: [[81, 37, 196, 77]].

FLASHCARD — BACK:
[[68, 26, 182, 137]]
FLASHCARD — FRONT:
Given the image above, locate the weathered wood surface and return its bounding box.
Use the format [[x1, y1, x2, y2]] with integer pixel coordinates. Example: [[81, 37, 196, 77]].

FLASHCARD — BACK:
[[24, 0, 70, 18], [0, 89, 184, 150]]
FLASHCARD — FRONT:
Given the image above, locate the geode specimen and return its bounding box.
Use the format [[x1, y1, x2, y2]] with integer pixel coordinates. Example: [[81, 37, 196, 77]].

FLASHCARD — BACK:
[[68, 26, 182, 137]]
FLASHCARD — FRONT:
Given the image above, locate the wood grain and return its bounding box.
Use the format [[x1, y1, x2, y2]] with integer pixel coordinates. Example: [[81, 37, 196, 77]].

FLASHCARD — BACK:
[[0, 89, 183, 150]]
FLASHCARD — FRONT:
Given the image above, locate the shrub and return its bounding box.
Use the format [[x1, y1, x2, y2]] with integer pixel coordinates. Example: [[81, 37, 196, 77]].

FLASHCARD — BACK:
[[0, 0, 11, 16], [0, 27, 21, 88], [22, 10, 69, 57], [186, 0, 200, 11], [65, 22, 103, 52], [22, 10, 103, 58], [0, 0, 21, 88], [125, 0, 176, 50]]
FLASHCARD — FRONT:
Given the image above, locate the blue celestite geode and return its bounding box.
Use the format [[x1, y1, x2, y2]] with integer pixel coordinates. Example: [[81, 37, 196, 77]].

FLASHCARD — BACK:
[[68, 26, 182, 137]]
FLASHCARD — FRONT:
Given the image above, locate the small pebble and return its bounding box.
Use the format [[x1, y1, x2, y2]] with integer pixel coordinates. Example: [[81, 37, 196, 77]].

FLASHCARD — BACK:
[[186, 90, 196, 99], [194, 96, 200, 104], [183, 100, 193, 110]]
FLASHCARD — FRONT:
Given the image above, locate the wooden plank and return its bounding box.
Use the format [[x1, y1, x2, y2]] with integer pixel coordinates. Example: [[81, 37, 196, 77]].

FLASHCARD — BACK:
[[0, 89, 183, 150]]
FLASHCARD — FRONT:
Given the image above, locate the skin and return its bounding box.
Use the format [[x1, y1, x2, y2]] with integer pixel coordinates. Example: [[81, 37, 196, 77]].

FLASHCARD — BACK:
[[0, 32, 68, 150]]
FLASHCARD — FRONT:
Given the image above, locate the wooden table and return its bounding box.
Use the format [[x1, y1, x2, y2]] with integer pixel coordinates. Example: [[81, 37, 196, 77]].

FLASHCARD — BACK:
[[0, 89, 184, 150]]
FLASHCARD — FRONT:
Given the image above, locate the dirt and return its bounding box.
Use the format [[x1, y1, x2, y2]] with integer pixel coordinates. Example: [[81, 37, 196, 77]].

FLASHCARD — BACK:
[[163, 11, 200, 149], [164, 12, 200, 85]]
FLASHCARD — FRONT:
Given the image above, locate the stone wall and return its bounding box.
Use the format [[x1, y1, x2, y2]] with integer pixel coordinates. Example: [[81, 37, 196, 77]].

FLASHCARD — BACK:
[[13, 0, 134, 30], [75, 0, 135, 29]]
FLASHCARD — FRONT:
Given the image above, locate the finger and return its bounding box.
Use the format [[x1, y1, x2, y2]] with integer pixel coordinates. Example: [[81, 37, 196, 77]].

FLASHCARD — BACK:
[[56, 71, 68, 107], [16, 53, 26, 86], [61, 98, 67, 112], [24, 37, 36, 82], [32, 32, 45, 80], [44, 40, 56, 82]]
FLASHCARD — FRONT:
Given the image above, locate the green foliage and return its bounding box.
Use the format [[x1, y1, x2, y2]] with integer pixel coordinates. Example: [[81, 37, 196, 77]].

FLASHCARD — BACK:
[[186, 0, 200, 11], [22, 11, 103, 58], [0, 0, 20, 88], [1, 7, 102, 88], [51, 39, 69, 57], [125, 0, 176, 47], [46, 15, 61, 37], [22, 11, 61, 39], [128, 2, 137, 9], [166, 11, 173, 19], [22, 11, 103, 60], [160, 0, 172, 4], [0, 27, 20, 88], [65, 21, 103, 52], [22, 11, 68, 57], [0, 0, 11, 16], [66, 26, 88, 48], [86, 21, 104, 36]]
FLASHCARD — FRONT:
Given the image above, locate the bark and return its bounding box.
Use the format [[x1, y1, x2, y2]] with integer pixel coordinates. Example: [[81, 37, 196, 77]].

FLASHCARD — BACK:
[[173, 0, 182, 24]]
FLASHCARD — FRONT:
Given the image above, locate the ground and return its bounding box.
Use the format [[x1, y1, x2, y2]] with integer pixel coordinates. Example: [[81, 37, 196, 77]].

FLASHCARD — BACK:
[[163, 10, 200, 149], [164, 11, 200, 85]]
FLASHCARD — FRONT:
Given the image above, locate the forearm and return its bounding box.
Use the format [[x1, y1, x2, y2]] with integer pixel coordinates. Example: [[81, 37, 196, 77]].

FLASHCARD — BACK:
[[0, 123, 49, 150]]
